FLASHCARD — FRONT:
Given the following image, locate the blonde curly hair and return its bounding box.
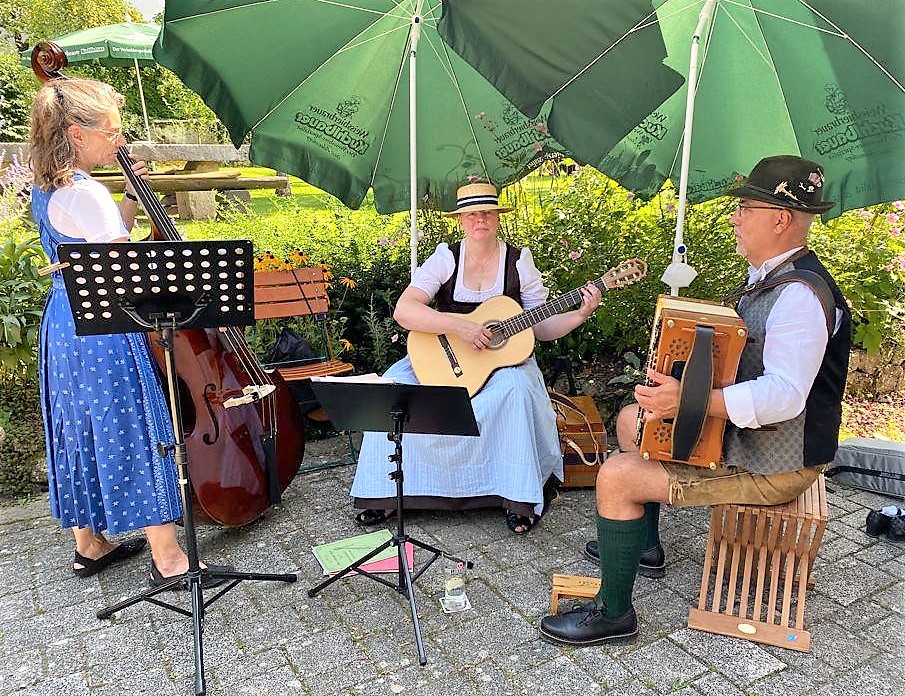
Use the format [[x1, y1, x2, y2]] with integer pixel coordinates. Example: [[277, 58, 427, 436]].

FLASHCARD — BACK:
[[29, 78, 124, 191]]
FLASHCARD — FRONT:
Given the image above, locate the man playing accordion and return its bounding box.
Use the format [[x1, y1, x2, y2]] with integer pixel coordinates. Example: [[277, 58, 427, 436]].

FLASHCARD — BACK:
[[540, 155, 851, 646]]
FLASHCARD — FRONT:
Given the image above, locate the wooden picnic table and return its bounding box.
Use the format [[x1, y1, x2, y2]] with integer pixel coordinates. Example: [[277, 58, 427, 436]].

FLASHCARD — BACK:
[[1, 142, 292, 220]]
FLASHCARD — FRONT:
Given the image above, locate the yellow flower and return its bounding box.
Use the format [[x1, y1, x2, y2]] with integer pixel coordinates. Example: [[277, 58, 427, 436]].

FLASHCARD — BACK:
[[339, 277, 356, 289], [340, 339, 353, 351]]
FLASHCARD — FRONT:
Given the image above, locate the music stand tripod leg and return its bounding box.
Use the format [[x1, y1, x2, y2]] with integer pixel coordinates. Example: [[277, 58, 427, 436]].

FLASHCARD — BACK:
[[95, 324, 296, 696]]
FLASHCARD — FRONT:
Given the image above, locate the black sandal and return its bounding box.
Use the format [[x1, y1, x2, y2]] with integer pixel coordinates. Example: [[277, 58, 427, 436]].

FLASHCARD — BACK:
[[73, 537, 147, 578], [354, 508, 397, 527], [505, 511, 536, 535]]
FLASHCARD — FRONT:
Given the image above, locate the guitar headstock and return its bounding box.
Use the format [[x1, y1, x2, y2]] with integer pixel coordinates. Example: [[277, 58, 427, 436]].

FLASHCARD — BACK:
[[601, 258, 648, 289]]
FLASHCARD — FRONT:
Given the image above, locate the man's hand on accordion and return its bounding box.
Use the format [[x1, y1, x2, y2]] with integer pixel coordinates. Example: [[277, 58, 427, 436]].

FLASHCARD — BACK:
[[634, 369, 680, 421]]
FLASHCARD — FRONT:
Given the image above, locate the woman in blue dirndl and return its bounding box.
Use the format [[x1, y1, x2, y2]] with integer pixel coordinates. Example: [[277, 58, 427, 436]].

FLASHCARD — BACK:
[[351, 183, 602, 534], [30, 78, 229, 586]]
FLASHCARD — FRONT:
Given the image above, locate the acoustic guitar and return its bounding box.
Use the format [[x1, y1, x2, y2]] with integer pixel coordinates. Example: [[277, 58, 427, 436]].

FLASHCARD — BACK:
[[407, 258, 647, 396]]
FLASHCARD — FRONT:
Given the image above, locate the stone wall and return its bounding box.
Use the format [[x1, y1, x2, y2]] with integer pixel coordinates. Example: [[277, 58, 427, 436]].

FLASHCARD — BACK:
[[847, 348, 905, 397]]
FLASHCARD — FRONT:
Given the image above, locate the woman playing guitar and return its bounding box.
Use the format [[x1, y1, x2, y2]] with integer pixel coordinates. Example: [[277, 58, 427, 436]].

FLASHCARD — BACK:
[[351, 182, 602, 535]]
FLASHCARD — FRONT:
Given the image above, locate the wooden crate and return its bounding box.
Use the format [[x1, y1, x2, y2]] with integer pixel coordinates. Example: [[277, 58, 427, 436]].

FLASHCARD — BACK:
[[687, 474, 828, 652]]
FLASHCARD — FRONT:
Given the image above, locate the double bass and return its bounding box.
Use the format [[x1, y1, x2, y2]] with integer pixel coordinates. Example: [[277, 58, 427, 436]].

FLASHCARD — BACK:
[[32, 43, 306, 526]]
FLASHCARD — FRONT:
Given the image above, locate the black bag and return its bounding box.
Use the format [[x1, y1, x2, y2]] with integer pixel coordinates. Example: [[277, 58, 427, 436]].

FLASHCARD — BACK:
[[265, 327, 318, 367], [826, 438, 905, 499]]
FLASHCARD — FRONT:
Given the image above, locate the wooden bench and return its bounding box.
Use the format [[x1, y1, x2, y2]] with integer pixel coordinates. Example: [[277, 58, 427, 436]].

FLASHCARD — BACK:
[[687, 474, 828, 652]]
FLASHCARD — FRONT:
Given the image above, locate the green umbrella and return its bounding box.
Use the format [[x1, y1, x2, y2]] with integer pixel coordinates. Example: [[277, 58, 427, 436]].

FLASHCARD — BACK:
[[152, 0, 681, 271], [21, 22, 161, 141], [440, 0, 905, 290]]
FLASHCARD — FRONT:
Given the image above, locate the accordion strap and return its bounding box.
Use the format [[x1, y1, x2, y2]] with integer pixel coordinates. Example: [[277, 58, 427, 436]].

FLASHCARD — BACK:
[[671, 325, 714, 462]]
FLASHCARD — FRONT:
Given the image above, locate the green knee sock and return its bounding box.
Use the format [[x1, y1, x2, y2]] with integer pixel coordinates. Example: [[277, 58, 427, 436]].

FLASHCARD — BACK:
[[593, 514, 645, 617], [643, 502, 661, 551]]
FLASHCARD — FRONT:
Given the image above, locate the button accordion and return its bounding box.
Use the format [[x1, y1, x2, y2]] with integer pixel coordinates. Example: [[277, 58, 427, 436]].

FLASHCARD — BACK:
[[636, 296, 747, 468]]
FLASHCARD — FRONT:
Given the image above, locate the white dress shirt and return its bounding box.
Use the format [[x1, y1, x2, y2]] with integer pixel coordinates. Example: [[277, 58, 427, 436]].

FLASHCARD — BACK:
[[722, 247, 837, 429]]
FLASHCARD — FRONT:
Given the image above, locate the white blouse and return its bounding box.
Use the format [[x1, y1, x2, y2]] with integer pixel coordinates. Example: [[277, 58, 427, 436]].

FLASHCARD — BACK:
[[47, 171, 128, 242], [411, 239, 550, 310]]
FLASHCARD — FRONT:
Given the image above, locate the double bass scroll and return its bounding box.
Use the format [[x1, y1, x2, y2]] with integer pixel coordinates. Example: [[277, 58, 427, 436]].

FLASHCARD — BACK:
[[636, 295, 747, 469]]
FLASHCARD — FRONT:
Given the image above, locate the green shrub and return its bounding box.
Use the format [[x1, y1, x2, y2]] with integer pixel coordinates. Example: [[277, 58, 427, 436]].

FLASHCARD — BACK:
[[0, 371, 42, 498]]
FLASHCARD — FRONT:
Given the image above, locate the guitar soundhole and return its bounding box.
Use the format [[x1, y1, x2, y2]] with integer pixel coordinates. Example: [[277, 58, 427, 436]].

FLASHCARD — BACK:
[[485, 322, 506, 349], [653, 423, 672, 444]]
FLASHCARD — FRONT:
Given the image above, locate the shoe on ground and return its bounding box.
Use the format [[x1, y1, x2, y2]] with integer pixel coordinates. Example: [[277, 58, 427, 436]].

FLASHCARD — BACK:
[[866, 506, 901, 538], [73, 537, 147, 578], [539, 604, 638, 646], [584, 541, 666, 578], [149, 561, 235, 591], [887, 512, 905, 542]]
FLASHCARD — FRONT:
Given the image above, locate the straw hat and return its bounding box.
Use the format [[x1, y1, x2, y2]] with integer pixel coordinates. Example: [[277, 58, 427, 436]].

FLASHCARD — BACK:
[[443, 182, 513, 215]]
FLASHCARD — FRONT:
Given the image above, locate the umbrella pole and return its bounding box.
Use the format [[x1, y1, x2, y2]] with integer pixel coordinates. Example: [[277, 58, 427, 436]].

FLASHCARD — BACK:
[[408, 3, 424, 277], [665, 0, 715, 295], [134, 58, 152, 141]]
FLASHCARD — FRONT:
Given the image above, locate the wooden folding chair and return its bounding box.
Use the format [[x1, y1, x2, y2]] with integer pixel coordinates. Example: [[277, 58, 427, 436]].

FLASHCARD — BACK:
[[253, 267, 357, 469]]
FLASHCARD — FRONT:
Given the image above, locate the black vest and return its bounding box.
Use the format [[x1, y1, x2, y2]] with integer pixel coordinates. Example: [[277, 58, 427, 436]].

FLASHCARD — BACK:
[[792, 251, 851, 465], [434, 242, 522, 314]]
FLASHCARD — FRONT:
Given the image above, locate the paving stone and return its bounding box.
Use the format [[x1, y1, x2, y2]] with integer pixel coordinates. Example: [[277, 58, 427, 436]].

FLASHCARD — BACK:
[[812, 554, 897, 606], [2, 457, 904, 696], [670, 627, 786, 683], [621, 638, 708, 692]]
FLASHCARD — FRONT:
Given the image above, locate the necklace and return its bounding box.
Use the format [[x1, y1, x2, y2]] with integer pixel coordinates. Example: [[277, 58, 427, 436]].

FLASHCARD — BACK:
[[467, 242, 499, 291]]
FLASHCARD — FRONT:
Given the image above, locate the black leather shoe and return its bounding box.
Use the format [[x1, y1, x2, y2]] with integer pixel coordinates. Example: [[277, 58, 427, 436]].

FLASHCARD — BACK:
[[584, 541, 666, 578], [866, 509, 892, 537], [539, 605, 638, 646], [887, 513, 905, 542]]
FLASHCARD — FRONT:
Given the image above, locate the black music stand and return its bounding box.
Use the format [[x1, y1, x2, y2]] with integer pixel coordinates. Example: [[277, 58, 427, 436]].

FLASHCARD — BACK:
[[57, 240, 297, 696], [307, 381, 479, 665]]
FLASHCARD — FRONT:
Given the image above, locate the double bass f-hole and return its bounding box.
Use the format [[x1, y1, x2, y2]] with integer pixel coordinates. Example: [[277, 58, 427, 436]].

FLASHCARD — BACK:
[[202, 383, 220, 445]]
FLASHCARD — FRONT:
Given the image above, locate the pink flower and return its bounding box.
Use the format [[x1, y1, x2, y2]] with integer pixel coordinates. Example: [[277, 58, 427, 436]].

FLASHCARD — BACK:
[[893, 201, 905, 210], [568, 250, 582, 261], [858, 210, 873, 220], [886, 213, 900, 224], [559, 238, 569, 247], [377, 236, 390, 246], [890, 227, 902, 237], [391, 333, 399, 343]]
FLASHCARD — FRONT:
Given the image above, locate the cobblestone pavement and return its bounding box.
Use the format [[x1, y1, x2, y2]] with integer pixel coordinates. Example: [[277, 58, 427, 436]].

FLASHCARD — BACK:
[[1, 438, 903, 696]]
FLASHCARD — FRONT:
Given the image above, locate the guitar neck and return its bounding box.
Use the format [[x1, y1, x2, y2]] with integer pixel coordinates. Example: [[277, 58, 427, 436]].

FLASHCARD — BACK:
[[497, 277, 609, 337]]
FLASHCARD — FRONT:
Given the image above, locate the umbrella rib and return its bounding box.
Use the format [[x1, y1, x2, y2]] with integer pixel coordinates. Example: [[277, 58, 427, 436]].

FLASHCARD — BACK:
[[547, 7, 662, 101], [165, 0, 409, 23], [423, 30, 490, 178], [246, 7, 409, 133], [796, 0, 905, 92]]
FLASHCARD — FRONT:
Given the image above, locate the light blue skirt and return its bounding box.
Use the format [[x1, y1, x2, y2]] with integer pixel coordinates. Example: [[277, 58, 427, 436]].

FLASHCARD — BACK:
[[350, 356, 562, 516]]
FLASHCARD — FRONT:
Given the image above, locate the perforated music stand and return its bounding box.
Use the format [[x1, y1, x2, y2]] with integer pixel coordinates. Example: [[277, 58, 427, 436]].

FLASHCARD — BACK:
[[307, 380, 478, 665], [57, 240, 297, 696]]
